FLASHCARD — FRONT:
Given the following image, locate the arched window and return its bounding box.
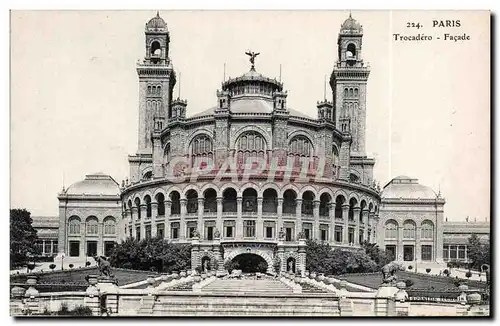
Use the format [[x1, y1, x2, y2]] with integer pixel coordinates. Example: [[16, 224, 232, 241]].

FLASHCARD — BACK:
[[151, 41, 161, 56], [143, 171, 152, 181], [68, 216, 81, 235], [421, 220, 434, 239], [191, 134, 213, 155], [319, 193, 331, 217], [135, 198, 141, 219], [262, 188, 278, 213], [186, 189, 198, 214], [104, 217, 116, 235], [385, 220, 398, 239], [156, 193, 165, 216], [349, 88, 354, 97], [354, 88, 358, 97], [283, 189, 297, 215], [346, 43, 357, 58], [349, 173, 360, 183], [86, 217, 98, 235], [237, 131, 266, 152], [144, 195, 152, 218], [288, 135, 313, 156], [335, 195, 345, 219], [332, 145, 339, 177], [403, 220, 416, 239], [301, 191, 315, 216], [348, 198, 357, 221], [170, 191, 181, 215], [344, 88, 348, 96]]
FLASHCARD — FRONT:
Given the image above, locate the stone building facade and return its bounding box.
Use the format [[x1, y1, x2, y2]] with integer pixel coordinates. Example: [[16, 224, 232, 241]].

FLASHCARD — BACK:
[[117, 13, 380, 274], [377, 176, 445, 269], [46, 13, 489, 272]]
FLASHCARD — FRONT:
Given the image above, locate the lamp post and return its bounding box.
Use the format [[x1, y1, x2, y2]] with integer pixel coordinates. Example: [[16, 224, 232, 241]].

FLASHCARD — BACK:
[[61, 253, 65, 271]]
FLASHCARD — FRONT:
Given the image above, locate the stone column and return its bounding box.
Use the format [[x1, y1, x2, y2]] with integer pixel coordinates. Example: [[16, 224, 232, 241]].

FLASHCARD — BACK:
[[277, 240, 286, 273], [24, 276, 40, 315], [191, 237, 200, 272], [98, 222, 104, 256], [342, 204, 349, 244], [329, 202, 336, 245], [369, 212, 375, 243], [151, 203, 158, 237], [41, 240, 46, 255], [397, 226, 404, 261], [353, 207, 361, 245], [236, 197, 242, 238], [80, 221, 86, 257], [295, 199, 302, 240], [140, 205, 147, 240], [298, 238, 306, 276], [313, 200, 320, 240], [277, 197, 283, 232], [165, 200, 172, 218], [257, 197, 263, 239], [217, 197, 224, 219], [415, 227, 422, 262], [197, 198, 204, 236], [131, 207, 138, 240], [180, 199, 187, 240], [362, 209, 369, 232]]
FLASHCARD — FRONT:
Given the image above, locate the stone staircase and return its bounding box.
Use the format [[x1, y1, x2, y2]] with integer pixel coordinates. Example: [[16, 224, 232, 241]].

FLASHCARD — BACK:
[[201, 278, 293, 295]]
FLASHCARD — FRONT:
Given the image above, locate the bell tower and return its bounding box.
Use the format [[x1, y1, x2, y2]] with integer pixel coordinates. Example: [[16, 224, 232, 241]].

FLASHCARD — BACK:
[[136, 12, 176, 154], [330, 13, 370, 156]]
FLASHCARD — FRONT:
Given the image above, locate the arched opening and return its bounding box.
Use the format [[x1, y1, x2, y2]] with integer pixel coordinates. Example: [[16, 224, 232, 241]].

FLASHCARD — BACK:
[[201, 256, 211, 272], [421, 220, 434, 240], [151, 41, 161, 56], [204, 188, 217, 213], [231, 253, 268, 273], [349, 173, 360, 183], [335, 195, 345, 219], [222, 188, 237, 212], [346, 43, 357, 58], [319, 193, 331, 217], [68, 216, 81, 235], [348, 198, 357, 221], [283, 189, 297, 215], [186, 189, 198, 214], [262, 188, 278, 213], [144, 195, 152, 218], [359, 200, 366, 223], [286, 257, 296, 273], [143, 171, 152, 181], [242, 188, 257, 213], [170, 191, 181, 215], [156, 193, 165, 216], [301, 191, 315, 216], [134, 198, 141, 219]]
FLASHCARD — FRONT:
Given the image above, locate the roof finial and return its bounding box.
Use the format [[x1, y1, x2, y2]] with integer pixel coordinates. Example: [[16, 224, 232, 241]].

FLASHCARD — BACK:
[[156, 11, 160, 17], [349, 10, 352, 19], [223, 62, 226, 82], [279, 64, 282, 82]]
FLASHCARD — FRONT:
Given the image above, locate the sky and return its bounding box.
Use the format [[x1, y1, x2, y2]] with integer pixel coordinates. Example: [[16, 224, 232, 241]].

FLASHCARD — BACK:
[[10, 10, 490, 221]]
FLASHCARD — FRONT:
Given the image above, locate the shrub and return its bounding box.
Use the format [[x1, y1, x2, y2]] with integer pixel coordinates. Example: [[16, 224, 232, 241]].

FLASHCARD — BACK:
[[408, 265, 413, 270], [257, 261, 268, 273], [465, 271, 472, 279], [195, 266, 203, 274], [53, 303, 93, 316], [404, 279, 414, 288], [27, 263, 35, 272], [85, 261, 91, 267], [443, 269, 450, 276], [69, 264, 74, 269], [426, 268, 431, 274]]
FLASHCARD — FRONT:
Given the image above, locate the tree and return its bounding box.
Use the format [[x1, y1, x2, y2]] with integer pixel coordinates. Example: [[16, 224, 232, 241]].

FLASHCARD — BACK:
[[467, 234, 490, 270], [69, 264, 74, 269], [49, 264, 56, 271], [107, 236, 191, 273], [465, 271, 472, 279], [361, 241, 393, 267], [426, 268, 431, 274], [306, 240, 378, 275], [10, 209, 39, 268]]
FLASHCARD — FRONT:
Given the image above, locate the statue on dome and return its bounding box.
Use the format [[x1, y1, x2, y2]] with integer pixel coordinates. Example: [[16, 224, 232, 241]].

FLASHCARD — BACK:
[[245, 50, 260, 70]]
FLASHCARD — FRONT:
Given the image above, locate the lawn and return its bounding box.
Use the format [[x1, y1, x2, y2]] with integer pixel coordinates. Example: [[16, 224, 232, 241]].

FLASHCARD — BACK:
[[10, 267, 162, 288], [336, 271, 487, 292]]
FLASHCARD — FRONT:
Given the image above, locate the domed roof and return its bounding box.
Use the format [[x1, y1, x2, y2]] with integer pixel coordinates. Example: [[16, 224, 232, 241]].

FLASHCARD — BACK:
[[65, 172, 120, 196], [340, 13, 363, 33], [146, 12, 167, 31], [382, 176, 437, 200]]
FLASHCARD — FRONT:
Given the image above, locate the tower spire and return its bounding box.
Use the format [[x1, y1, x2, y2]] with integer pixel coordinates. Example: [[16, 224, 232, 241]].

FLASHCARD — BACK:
[[279, 64, 282, 82], [323, 75, 326, 100], [178, 71, 181, 98]]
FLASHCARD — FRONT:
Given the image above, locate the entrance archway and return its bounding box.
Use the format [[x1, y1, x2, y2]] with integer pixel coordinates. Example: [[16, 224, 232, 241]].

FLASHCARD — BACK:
[[231, 253, 268, 273]]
